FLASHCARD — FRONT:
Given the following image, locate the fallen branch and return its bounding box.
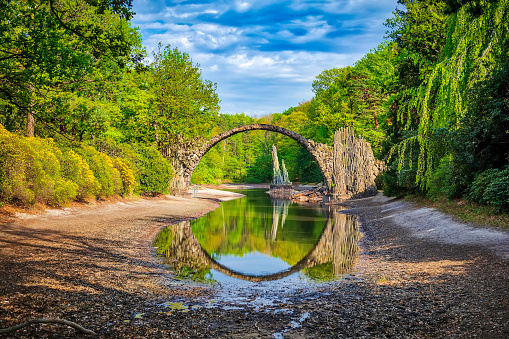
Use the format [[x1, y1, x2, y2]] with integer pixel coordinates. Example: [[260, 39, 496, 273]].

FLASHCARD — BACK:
[[0, 318, 96, 335], [291, 190, 314, 198]]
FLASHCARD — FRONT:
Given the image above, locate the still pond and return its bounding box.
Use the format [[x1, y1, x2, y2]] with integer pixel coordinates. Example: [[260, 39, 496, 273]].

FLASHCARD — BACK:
[[154, 189, 362, 283]]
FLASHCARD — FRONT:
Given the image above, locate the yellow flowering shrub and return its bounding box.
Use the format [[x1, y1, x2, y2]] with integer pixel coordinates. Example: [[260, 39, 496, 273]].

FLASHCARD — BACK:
[[0, 123, 173, 206], [74, 145, 122, 198], [59, 149, 100, 200], [0, 125, 37, 204], [0, 125, 78, 205], [113, 158, 136, 196]]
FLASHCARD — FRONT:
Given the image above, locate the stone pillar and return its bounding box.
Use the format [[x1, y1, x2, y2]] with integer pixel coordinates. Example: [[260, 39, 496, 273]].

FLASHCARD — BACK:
[[331, 127, 381, 200], [158, 135, 206, 196]]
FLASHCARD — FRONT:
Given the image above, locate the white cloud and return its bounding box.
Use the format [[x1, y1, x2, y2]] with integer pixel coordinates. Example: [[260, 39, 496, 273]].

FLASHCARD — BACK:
[[234, 0, 252, 12], [132, 0, 397, 115]]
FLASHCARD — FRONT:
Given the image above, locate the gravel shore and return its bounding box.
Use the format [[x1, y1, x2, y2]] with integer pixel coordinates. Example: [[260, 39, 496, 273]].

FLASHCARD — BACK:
[[1, 192, 508, 338]]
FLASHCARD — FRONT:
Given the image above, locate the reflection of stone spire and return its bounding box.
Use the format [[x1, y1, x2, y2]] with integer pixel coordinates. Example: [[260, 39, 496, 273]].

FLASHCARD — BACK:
[[271, 199, 290, 241], [281, 200, 288, 226], [271, 203, 280, 241]]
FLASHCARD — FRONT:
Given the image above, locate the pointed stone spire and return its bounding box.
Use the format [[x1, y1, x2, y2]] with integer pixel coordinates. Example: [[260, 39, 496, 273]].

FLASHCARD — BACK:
[[272, 145, 282, 185], [281, 160, 291, 185]]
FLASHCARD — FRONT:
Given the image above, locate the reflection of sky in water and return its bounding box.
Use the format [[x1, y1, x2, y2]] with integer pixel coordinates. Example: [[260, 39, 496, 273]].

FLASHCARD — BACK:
[[216, 252, 291, 276]]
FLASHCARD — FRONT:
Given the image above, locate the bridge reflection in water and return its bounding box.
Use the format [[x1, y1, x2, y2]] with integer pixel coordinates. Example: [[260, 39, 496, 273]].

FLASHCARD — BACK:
[[154, 191, 361, 283]]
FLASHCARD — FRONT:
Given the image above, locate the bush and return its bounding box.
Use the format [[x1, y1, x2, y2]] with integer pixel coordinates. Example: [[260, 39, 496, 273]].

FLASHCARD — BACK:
[[469, 166, 509, 212], [134, 145, 173, 194], [0, 126, 37, 204], [59, 148, 100, 200], [113, 158, 136, 196], [28, 138, 79, 206], [74, 145, 122, 198], [427, 155, 457, 200], [92, 138, 141, 194], [0, 125, 79, 206], [382, 158, 419, 198], [0, 124, 174, 206], [92, 138, 173, 195]]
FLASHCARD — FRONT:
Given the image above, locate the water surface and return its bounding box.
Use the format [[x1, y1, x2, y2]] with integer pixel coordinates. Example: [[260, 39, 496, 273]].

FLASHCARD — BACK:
[[154, 189, 361, 283]]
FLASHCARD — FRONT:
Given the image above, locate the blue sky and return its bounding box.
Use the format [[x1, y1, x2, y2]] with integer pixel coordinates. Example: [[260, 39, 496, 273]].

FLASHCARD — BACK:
[[132, 0, 398, 116]]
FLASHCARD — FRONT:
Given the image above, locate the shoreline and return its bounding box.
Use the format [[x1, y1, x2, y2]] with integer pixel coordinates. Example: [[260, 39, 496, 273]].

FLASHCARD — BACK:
[[1, 190, 508, 337]]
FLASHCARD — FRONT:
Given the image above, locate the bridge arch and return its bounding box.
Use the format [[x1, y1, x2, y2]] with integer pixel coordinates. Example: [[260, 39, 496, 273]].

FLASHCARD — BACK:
[[182, 124, 333, 189], [165, 125, 381, 200]]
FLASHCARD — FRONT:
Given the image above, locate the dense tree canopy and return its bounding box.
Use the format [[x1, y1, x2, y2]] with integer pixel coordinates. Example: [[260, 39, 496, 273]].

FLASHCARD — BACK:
[[0, 0, 140, 137]]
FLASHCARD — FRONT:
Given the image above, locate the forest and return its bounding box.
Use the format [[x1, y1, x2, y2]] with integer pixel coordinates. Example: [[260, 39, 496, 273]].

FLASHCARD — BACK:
[[1, 0, 508, 211]]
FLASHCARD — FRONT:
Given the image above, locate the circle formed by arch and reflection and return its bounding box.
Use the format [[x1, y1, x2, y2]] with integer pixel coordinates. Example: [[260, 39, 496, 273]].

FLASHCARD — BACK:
[[154, 189, 361, 283]]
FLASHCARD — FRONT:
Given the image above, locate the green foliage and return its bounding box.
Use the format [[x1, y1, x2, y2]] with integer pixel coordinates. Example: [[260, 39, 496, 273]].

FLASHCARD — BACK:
[[0, 124, 85, 205], [192, 145, 223, 185], [0, 123, 174, 206], [427, 155, 456, 199], [449, 63, 509, 174], [59, 148, 100, 201], [377, 0, 509, 214], [382, 165, 418, 198], [469, 167, 509, 211], [412, 0, 509, 187], [386, 0, 448, 66], [383, 131, 420, 197], [91, 137, 174, 195], [113, 158, 136, 196], [134, 145, 173, 195], [73, 145, 122, 198], [0, 0, 141, 137], [147, 44, 220, 142]]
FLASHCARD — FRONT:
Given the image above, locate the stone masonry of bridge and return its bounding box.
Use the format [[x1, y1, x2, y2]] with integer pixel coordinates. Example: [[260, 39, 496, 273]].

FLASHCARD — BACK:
[[159, 124, 383, 200]]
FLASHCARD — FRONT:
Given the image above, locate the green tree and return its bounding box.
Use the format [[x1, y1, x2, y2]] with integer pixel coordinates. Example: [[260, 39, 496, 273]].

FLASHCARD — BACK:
[[0, 0, 140, 137], [145, 44, 220, 144], [448, 63, 509, 196], [415, 0, 508, 188]]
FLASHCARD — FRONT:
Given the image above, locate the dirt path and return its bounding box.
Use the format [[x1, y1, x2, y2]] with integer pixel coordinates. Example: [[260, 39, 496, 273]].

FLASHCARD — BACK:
[[1, 192, 508, 338]]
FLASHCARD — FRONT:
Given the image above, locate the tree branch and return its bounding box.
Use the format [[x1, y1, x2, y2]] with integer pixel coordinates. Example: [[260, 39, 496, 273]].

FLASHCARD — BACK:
[[0, 318, 96, 335]]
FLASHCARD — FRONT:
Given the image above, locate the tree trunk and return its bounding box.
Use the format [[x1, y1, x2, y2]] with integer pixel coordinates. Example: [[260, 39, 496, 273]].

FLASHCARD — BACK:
[[60, 117, 67, 133], [27, 111, 35, 137]]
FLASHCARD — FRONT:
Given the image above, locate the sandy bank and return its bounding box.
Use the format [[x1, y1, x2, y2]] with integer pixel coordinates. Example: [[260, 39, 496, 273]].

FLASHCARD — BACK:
[[1, 190, 508, 338], [351, 194, 509, 260], [187, 188, 245, 201]]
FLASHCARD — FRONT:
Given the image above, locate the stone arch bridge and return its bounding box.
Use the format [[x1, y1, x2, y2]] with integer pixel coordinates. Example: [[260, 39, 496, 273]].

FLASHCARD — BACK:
[[160, 124, 382, 200]]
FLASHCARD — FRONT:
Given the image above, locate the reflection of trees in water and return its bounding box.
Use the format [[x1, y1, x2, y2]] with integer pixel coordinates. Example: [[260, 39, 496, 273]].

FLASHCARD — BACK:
[[154, 221, 212, 281], [270, 199, 290, 241], [303, 210, 361, 281], [154, 206, 361, 282]]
